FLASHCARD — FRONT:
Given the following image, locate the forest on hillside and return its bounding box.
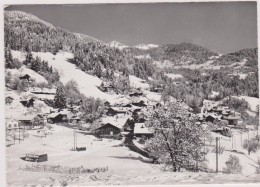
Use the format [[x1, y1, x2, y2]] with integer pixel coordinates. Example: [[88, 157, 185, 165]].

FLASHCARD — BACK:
[[4, 10, 259, 111]]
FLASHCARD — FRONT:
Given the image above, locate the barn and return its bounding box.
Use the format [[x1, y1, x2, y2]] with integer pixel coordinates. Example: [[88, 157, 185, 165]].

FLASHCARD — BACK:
[[19, 74, 31, 81], [95, 123, 121, 137], [106, 107, 128, 116], [20, 98, 35, 108], [60, 110, 74, 122], [18, 114, 44, 129], [95, 115, 131, 138], [47, 113, 63, 124]]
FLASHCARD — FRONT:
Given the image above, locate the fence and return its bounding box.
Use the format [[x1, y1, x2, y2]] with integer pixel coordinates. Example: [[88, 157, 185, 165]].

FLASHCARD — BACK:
[[19, 164, 108, 175]]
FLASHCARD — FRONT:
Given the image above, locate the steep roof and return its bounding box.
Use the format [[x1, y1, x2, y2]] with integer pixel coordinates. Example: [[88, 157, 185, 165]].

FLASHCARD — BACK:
[[47, 113, 61, 118], [18, 114, 42, 121], [109, 107, 129, 113], [101, 115, 131, 129], [134, 123, 153, 134]]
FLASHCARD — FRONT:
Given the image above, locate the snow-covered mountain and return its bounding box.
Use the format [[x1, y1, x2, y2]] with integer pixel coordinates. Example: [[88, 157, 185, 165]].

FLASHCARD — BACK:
[[135, 44, 159, 50], [108, 41, 129, 50]]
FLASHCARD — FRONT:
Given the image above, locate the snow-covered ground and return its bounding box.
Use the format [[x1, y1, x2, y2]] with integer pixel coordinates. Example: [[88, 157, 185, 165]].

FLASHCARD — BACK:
[[165, 73, 183, 80], [129, 75, 150, 90], [232, 96, 259, 112], [5, 89, 52, 120], [108, 41, 128, 50], [19, 51, 118, 102], [11, 50, 119, 102], [206, 129, 260, 175], [135, 44, 159, 50], [135, 54, 151, 59], [6, 124, 260, 186], [6, 65, 47, 84]]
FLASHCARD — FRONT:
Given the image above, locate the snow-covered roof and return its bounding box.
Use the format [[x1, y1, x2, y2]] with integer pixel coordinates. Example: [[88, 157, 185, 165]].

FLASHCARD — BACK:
[[47, 113, 61, 118], [134, 123, 153, 134], [6, 119, 18, 124], [19, 66, 48, 84], [30, 87, 56, 94], [101, 115, 130, 129], [19, 114, 42, 121], [109, 107, 129, 112], [60, 110, 73, 115]]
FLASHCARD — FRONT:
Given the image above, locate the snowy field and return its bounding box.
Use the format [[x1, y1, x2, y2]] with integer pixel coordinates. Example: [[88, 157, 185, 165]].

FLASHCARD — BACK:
[[166, 73, 183, 80], [232, 96, 259, 112], [11, 51, 117, 102], [6, 124, 260, 186]]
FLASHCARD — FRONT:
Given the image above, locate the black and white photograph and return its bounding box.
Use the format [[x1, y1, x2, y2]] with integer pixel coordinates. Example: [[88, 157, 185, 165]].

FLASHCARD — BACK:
[[2, 0, 260, 186]]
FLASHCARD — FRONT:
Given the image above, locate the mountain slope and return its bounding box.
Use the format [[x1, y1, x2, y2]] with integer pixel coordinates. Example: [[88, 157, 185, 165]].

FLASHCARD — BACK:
[[213, 48, 257, 67], [108, 41, 128, 50], [124, 43, 219, 65], [4, 11, 102, 53]]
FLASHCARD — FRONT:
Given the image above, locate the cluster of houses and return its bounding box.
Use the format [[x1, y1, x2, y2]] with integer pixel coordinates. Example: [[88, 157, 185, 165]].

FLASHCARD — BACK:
[[199, 100, 244, 127], [95, 90, 162, 139], [6, 114, 45, 131]]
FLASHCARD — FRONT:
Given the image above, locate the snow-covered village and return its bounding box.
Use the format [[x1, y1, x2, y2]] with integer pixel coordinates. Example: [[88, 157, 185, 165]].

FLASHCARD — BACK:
[[3, 2, 260, 186]]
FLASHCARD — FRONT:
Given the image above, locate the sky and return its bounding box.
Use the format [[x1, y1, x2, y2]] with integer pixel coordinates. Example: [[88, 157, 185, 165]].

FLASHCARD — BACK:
[[5, 2, 257, 54]]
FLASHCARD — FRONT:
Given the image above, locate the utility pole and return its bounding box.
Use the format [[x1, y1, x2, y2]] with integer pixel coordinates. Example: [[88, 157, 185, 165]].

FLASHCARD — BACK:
[[231, 135, 233, 150], [204, 138, 206, 161], [73, 130, 75, 149], [257, 124, 259, 142], [240, 132, 242, 146], [216, 137, 218, 173], [75, 130, 77, 148], [18, 127, 20, 144], [218, 138, 221, 155]]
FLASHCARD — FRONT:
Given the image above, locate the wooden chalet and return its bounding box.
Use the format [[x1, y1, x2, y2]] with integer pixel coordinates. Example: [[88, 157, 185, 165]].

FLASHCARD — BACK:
[[98, 82, 114, 92], [20, 98, 35, 108], [95, 123, 121, 137], [95, 115, 131, 137], [59, 110, 74, 122], [18, 114, 44, 129], [47, 113, 63, 123], [223, 115, 243, 126], [132, 99, 147, 107], [129, 91, 143, 97], [19, 74, 31, 81], [106, 107, 128, 116], [5, 96, 14, 105]]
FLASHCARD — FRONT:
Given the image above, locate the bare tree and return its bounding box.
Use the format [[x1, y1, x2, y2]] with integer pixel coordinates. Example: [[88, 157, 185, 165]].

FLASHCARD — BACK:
[[146, 102, 206, 172], [243, 138, 260, 155]]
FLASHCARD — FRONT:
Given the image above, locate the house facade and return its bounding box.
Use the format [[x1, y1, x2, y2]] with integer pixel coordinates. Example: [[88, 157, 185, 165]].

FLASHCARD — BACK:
[[6, 119, 19, 130], [19, 114, 44, 129]]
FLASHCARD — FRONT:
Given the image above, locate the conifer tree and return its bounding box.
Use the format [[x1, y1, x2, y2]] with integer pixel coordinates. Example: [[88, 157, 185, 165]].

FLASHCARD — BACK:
[[24, 51, 33, 66], [54, 84, 67, 109], [5, 47, 13, 69]]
